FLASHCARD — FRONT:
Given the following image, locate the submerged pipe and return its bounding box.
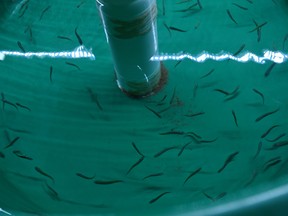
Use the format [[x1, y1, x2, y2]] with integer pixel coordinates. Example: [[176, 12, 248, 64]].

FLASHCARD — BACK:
[[96, 0, 167, 97]]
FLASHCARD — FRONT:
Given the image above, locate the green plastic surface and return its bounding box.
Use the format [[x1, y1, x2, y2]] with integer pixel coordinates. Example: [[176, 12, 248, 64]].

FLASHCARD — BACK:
[[0, 0, 288, 215]]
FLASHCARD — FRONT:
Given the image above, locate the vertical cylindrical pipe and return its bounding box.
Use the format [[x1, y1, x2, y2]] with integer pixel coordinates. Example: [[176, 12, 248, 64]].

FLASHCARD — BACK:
[[96, 0, 166, 97]]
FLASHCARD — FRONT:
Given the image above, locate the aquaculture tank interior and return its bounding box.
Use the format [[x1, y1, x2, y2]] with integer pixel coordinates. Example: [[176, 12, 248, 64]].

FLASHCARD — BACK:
[[1, 0, 288, 215]]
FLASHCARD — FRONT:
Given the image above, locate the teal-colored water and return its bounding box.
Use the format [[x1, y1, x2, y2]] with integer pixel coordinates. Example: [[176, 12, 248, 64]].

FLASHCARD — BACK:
[[0, 0, 288, 215]]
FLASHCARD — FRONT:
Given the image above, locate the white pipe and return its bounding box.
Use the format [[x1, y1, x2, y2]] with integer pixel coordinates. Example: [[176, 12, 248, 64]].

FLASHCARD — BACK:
[[96, 0, 166, 97]]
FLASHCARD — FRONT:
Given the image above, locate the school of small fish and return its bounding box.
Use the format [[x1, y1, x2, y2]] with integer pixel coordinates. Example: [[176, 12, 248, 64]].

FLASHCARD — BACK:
[[0, 0, 288, 214]]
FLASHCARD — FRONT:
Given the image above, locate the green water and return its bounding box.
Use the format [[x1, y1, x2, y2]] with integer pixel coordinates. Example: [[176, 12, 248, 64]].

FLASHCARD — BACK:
[[0, 0, 288, 215]]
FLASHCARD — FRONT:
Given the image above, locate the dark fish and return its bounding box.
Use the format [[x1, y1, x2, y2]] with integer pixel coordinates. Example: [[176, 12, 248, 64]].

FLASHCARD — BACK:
[[142, 173, 164, 180], [163, 22, 171, 37], [149, 192, 170, 204], [12, 150, 33, 160], [255, 108, 279, 122], [18, 4, 28, 18], [246, 0, 253, 3], [217, 151, 239, 173], [0, 151, 5, 158], [94, 180, 123, 185], [162, 0, 166, 16], [17, 41, 26, 53], [199, 137, 218, 143], [49, 66, 53, 83], [193, 82, 198, 98], [226, 9, 237, 24], [126, 156, 144, 174], [253, 141, 262, 160], [263, 157, 281, 172], [173, 3, 198, 12], [231, 110, 238, 127], [159, 130, 185, 135], [35, 166, 55, 183], [178, 141, 192, 157], [214, 192, 227, 201], [266, 140, 288, 150], [15, 103, 31, 111], [144, 105, 161, 118], [244, 170, 257, 187], [261, 125, 279, 139], [170, 87, 176, 104], [266, 133, 286, 142], [65, 61, 81, 70], [4, 137, 20, 149], [202, 191, 214, 201], [39, 6, 51, 21], [264, 62, 277, 77], [249, 21, 268, 33], [231, 44, 245, 58], [57, 35, 72, 41], [184, 111, 205, 118], [169, 26, 187, 32], [183, 167, 202, 185], [214, 89, 230, 96], [154, 146, 179, 158], [200, 69, 215, 79], [224, 91, 240, 102], [132, 142, 144, 157], [75, 27, 83, 45], [174, 60, 182, 68], [232, 3, 248, 10], [252, 88, 264, 104], [283, 34, 288, 50], [43, 182, 60, 201], [87, 88, 103, 111], [76, 173, 95, 180], [186, 131, 202, 139], [76, 1, 86, 8], [197, 0, 203, 9]]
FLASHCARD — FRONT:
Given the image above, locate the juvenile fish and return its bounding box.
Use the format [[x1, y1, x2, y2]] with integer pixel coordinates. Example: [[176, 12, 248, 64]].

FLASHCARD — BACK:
[[261, 125, 279, 139], [169, 26, 187, 32], [231, 110, 238, 127], [142, 173, 164, 180], [4, 137, 20, 149], [266, 133, 286, 142], [87, 88, 103, 111], [154, 146, 178, 158], [94, 180, 123, 185], [217, 151, 239, 173], [226, 9, 237, 24], [183, 167, 201, 185], [75, 27, 83, 45], [65, 62, 81, 70], [17, 41, 26, 53], [76, 173, 95, 180], [57, 35, 72, 41], [35, 166, 55, 183], [144, 105, 161, 118], [149, 192, 170, 204], [252, 88, 264, 104], [200, 69, 215, 79], [49, 66, 53, 83], [126, 156, 144, 174], [184, 112, 205, 118], [12, 150, 33, 160], [16, 103, 31, 111], [39, 5, 51, 21], [264, 62, 277, 77], [253, 141, 262, 160], [232, 3, 248, 10], [255, 108, 279, 122], [132, 142, 144, 157], [263, 157, 281, 172]]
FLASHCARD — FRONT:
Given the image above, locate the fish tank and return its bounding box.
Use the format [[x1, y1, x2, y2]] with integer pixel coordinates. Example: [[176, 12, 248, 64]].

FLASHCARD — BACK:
[[0, 0, 288, 215]]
